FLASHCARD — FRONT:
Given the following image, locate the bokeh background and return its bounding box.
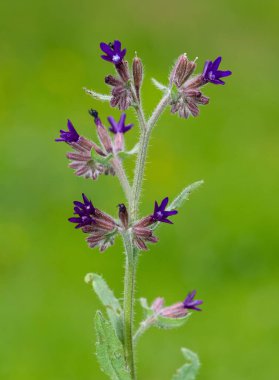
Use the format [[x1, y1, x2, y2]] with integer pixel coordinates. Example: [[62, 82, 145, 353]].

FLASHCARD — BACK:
[[1, 0, 278, 379]]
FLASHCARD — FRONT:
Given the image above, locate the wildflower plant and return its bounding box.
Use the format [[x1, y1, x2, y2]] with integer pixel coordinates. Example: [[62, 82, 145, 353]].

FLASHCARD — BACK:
[[56, 39, 231, 379]]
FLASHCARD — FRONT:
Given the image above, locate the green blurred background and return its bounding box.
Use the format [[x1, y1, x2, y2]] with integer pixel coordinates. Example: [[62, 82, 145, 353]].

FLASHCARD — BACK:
[[1, 0, 278, 379]]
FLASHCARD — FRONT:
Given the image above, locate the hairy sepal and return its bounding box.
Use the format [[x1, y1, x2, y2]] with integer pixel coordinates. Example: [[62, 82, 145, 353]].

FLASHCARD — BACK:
[[155, 314, 191, 329], [95, 311, 131, 380], [172, 348, 200, 380]]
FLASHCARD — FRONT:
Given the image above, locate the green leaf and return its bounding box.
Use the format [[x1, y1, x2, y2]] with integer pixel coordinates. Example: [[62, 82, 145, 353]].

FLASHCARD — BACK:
[[151, 78, 168, 92], [169, 180, 204, 210], [155, 313, 191, 329], [172, 348, 200, 380], [84, 87, 112, 102], [95, 311, 131, 380], [152, 180, 204, 231], [118, 144, 139, 159], [85, 273, 124, 343]]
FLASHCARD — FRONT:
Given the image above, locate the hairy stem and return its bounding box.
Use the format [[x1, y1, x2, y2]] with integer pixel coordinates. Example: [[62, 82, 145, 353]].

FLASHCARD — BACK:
[[111, 157, 131, 203], [122, 90, 171, 378], [122, 231, 137, 379], [130, 90, 171, 220]]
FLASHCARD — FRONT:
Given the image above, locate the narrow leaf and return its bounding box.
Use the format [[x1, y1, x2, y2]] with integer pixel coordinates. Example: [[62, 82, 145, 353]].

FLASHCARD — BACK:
[[85, 273, 124, 343], [152, 180, 204, 231], [168, 180, 204, 210], [95, 311, 131, 380], [151, 78, 168, 92], [83, 87, 112, 101], [118, 143, 139, 159], [172, 348, 200, 380]]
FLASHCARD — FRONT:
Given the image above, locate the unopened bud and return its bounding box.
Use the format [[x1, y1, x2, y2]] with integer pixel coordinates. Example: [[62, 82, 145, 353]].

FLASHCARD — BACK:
[[118, 203, 129, 229], [115, 61, 130, 82], [133, 55, 143, 100], [89, 109, 113, 153], [160, 302, 188, 318], [170, 54, 196, 88], [105, 75, 122, 87]]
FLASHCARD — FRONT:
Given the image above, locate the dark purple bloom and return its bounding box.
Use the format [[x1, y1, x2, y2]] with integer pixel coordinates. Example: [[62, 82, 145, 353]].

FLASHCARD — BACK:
[[69, 193, 96, 229], [100, 40, 126, 65], [183, 290, 203, 311], [56, 120, 80, 143], [202, 56, 232, 85], [151, 197, 178, 224], [107, 114, 133, 134]]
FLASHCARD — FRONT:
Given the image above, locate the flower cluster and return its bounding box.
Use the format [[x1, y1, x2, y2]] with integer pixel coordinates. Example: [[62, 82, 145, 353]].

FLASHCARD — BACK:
[[56, 110, 136, 180], [69, 193, 118, 252], [169, 54, 231, 118], [100, 40, 144, 110], [151, 290, 203, 319]]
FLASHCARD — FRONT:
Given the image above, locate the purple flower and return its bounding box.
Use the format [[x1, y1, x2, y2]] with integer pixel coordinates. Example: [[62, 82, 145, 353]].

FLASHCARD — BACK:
[[107, 114, 133, 134], [69, 193, 96, 229], [55, 120, 80, 143], [202, 56, 232, 85], [100, 40, 126, 65], [183, 290, 203, 311], [151, 197, 178, 224]]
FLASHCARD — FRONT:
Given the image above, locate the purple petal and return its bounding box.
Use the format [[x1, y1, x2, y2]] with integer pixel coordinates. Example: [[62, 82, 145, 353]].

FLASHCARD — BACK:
[[100, 42, 113, 55], [107, 116, 119, 133], [82, 193, 90, 204], [212, 56, 222, 71], [120, 48, 127, 59], [68, 217, 81, 223], [164, 210, 178, 217], [161, 218, 173, 224], [119, 113, 126, 130], [202, 60, 211, 75], [216, 70, 232, 78], [101, 55, 113, 62], [113, 40, 121, 51], [122, 123, 133, 133], [159, 197, 169, 211]]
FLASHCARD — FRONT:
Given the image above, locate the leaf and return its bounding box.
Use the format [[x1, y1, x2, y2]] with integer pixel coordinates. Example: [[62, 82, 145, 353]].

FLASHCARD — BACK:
[[152, 180, 204, 231], [168, 180, 204, 210], [151, 78, 168, 92], [86, 273, 124, 343], [172, 348, 200, 380], [83, 87, 112, 101], [155, 313, 191, 329], [95, 311, 131, 380], [118, 143, 139, 159]]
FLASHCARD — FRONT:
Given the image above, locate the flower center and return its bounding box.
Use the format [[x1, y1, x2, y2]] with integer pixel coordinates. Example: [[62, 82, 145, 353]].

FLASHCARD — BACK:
[[112, 54, 120, 63]]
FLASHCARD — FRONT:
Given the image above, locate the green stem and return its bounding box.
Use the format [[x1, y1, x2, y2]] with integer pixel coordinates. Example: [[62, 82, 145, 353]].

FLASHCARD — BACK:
[[131, 90, 171, 220], [121, 90, 171, 379], [111, 157, 131, 203], [122, 231, 137, 379]]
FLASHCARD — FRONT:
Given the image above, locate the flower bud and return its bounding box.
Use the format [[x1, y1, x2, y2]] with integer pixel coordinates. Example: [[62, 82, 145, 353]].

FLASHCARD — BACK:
[[170, 54, 196, 88], [115, 60, 130, 82], [133, 55, 143, 100], [89, 109, 113, 153], [118, 203, 129, 229], [105, 75, 122, 87]]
